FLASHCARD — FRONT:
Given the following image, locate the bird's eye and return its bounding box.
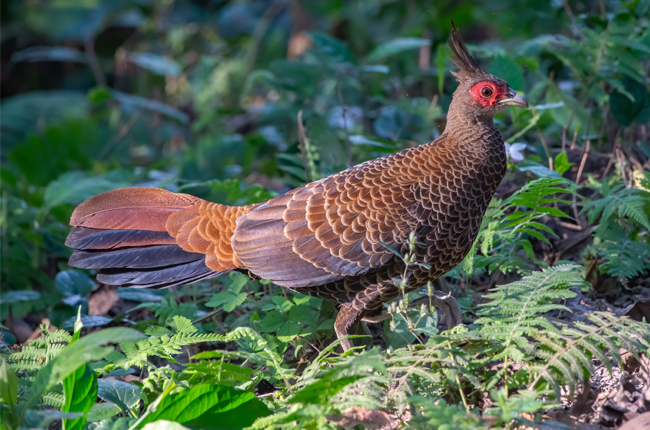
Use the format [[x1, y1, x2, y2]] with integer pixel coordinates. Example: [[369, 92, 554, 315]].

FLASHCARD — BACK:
[[480, 86, 493, 98]]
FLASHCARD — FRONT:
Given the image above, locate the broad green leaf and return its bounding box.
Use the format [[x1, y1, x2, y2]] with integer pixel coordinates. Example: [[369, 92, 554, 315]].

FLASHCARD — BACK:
[[142, 421, 190, 430], [62, 364, 98, 430], [288, 375, 365, 405], [87, 417, 136, 430], [0, 360, 18, 408], [488, 55, 524, 91], [610, 76, 650, 126], [115, 287, 166, 302], [365, 38, 431, 64], [517, 161, 563, 179], [87, 403, 121, 423], [0, 290, 41, 303], [97, 379, 142, 415], [25, 328, 146, 410], [554, 151, 574, 175], [62, 315, 113, 331], [205, 291, 247, 312], [137, 384, 270, 428], [12, 46, 87, 63], [56, 269, 95, 297], [308, 31, 356, 65], [127, 52, 181, 76], [436, 43, 447, 95], [24, 410, 84, 429], [44, 171, 128, 208]]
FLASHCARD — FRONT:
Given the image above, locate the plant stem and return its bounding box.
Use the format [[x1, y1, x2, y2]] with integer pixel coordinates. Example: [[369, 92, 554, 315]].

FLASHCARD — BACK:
[[456, 373, 470, 413]]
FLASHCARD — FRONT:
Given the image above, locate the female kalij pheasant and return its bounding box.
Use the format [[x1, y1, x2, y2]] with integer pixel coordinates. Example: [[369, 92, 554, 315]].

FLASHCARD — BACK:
[[65, 23, 528, 350]]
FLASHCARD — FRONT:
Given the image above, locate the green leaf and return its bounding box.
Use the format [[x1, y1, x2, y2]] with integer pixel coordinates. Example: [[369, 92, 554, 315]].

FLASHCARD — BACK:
[[56, 270, 95, 297], [0, 290, 41, 303], [127, 52, 181, 76], [62, 364, 98, 430], [364, 38, 431, 64], [517, 161, 563, 179], [88, 417, 136, 430], [24, 410, 84, 430], [0, 361, 18, 422], [205, 291, 247, 312], [87, 403, 121, 423], [288, 375, 364, 405], [258, 310, 303, 342], [25, 328, 146, 411], [115, 287, 166, 302], [488, 55, 524, 91], [142, 421, 190, 430], [44, 171, 129, 208], [436, 44, 447, 95], [610, 76, 650, 126], [137, 384, 270, 428], [554, 151, 574, 175], [97, 379, 142, 415], [308, 31, 356, 65]]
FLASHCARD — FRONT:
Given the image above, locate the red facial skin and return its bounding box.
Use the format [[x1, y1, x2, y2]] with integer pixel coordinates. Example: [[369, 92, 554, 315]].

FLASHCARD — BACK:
[[469, 81, 508, 107]]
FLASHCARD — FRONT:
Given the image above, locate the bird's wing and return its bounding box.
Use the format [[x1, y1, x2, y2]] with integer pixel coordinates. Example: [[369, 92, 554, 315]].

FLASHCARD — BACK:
[[232, 149, 424, 288]]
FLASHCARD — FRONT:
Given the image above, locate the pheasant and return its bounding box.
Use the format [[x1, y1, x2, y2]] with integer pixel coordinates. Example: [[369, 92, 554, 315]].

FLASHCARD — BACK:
[[65, 23, 528, 350]]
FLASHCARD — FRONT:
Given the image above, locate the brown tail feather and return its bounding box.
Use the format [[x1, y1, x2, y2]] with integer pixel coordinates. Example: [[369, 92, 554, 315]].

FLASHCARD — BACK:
[[66, 187, 254, 288]]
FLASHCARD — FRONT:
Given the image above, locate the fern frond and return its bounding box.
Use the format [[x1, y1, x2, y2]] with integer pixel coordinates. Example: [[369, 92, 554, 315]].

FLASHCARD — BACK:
[[582, 184, 650, 230], [592, 220, 650, 281], [528, 312, 650, 399], [41, 391, 65, 408], [129, 298, 198, 323], [106, 317, 226, 370]]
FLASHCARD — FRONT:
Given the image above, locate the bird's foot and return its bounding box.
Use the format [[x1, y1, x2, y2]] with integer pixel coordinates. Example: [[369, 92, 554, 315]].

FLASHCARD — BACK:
[[361, 292, 462, 329], [410, 292, 462, 329]]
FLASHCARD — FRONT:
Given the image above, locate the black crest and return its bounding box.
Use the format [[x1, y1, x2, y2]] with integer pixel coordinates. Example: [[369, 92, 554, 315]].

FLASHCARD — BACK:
[[447, 20, 484, 81]]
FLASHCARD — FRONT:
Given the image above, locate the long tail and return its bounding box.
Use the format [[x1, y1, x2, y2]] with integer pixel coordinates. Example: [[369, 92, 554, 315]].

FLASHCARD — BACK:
[[65, 187, 253, 288]]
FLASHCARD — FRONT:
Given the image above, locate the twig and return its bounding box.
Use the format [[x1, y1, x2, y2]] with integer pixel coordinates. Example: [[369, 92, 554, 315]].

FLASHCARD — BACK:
[[99, 103, 147, 161], [570, 128, 578, 150], [537, 130, 552, 163], [560, 0, 585, 41], [84, 33, 107, 87], [335, 77, 353, 167], [244, 0, 288, 74], [192, 310, 221, 325], [600, 155, 614, 180], [297, 110, 312, 182], [572, 140, 590, 225], [1, 190, 7, 285], [575, 140, 590, 185]]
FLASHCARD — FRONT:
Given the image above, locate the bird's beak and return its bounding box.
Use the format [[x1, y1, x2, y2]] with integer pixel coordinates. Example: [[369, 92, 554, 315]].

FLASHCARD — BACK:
[[498, 88, 529, 109]]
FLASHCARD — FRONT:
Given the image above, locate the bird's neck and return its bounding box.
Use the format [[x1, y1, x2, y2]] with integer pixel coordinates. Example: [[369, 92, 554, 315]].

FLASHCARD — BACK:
[[442, 102, 504, 155]]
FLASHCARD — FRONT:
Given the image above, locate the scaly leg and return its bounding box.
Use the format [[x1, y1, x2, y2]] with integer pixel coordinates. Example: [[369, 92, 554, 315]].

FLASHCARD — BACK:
[[334, 305, 364, 351]]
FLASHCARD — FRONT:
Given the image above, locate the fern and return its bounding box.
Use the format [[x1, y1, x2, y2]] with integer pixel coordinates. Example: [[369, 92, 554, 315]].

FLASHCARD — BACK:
[[128, 297, 198, 324], [9, 325, 71, 374], [104, 316, 225, 371], [472, 264, 586, 391], [528, 312, 650, 399], [475, 264, 585, 339], [469, 178, 578, 275], [582, 181, 650, 230], [592, 220, 650, 281], [41, 391, 65, 409]]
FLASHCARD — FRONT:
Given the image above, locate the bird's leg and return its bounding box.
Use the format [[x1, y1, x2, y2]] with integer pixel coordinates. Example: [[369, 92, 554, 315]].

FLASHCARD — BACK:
[[359, 292, 462, 329], [410, 292, 462, 329], [334, 305, 364, 351]]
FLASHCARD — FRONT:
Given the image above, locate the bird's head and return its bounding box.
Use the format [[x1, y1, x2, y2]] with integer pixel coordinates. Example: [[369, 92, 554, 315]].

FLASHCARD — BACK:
[[447, 21, 528, 118]]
